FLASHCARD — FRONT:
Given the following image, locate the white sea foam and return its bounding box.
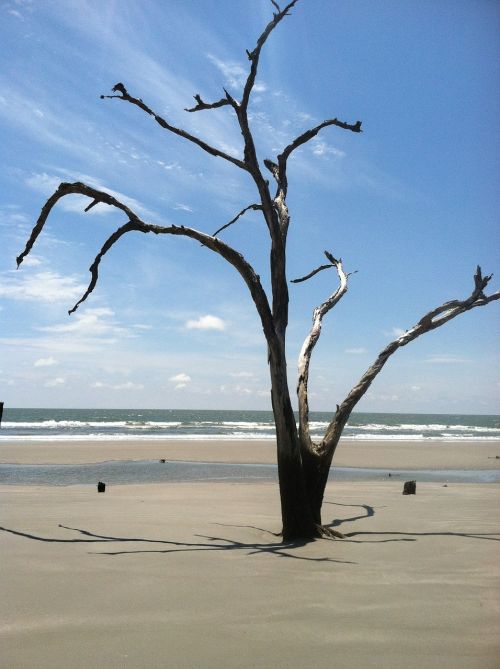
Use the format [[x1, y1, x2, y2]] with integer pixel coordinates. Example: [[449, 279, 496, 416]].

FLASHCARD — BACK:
[[1, 432, 499, 443]]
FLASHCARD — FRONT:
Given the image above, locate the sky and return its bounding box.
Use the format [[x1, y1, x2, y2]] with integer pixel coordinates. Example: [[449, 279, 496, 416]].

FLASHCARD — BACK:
[[1, 0, 499, 413]]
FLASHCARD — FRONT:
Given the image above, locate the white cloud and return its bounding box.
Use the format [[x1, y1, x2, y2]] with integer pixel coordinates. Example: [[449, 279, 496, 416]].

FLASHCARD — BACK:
[[312, 141, 346, 158], [34, 356, 58, 367], [173, 203, 193, 213], [345, 347, 367, 354], [207, 54, 248, 90], [39, 308, 126, 337], [185, 314, 226, 331], [92, 381, 144, 390], [19, 255, 42, 267], [0, 270, 86, 302], [229, 371, 256, 378], [425, 355, 471, 364], [387, 327, 406, 338], [45, 377, 65, 387], [7, 9, 23, 20], [169, 372, 191, 384]]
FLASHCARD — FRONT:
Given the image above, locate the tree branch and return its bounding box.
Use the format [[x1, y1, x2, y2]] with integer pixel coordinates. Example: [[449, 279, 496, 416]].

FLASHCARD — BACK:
[[101, 83, 247, 171], [291, 263, 333, 284], [277, 118, 362, 196], [295, 253, 349, 450], [184, 93, 232, 113], [17, 182, 278, 350], [212, 203, 263, 237], [241, 0, 299, 111], [321, 268, 500, 453]]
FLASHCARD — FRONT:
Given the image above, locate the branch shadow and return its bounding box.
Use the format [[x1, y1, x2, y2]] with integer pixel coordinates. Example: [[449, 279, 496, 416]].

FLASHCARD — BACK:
[[0, 524, 354, 563], [321, 501, 500, 543], [344, 530, 500, 542]]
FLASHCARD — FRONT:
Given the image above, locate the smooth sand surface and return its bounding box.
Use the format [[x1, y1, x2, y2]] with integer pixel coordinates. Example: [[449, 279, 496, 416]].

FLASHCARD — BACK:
[[2, 437, 500, 470], [2, 440, 500, 667], [1, 477, 500, 669]]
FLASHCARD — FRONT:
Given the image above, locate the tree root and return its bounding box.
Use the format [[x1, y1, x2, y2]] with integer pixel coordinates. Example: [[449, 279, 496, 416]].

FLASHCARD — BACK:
[[317, 525, 345, 539]]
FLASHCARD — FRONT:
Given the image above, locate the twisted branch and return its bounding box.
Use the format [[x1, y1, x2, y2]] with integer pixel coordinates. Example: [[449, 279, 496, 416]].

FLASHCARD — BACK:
[[295, 253, 350, 449], [16, 182, 277, 349], [320, 267, 500, 453], [276, 118, 362, 196]]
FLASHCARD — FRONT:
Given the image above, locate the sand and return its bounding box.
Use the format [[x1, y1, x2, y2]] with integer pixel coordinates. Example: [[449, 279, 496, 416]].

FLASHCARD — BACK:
[[2, 437, 500, 469], [1, 439, 499, 668]]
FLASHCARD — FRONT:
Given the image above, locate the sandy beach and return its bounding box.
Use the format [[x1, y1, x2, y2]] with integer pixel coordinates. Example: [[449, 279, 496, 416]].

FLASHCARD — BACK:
[[1, 439, 499, 668], [2, 436, 500, 470]]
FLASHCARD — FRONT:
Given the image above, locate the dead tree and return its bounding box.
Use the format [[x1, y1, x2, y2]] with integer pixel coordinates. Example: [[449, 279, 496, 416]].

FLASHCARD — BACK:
[[17, 1, 499, 541]]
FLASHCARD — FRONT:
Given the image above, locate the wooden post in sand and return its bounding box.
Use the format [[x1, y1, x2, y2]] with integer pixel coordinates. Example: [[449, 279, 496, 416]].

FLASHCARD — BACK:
[[0, 402, 3, 427], [403, 480, 416, 495]]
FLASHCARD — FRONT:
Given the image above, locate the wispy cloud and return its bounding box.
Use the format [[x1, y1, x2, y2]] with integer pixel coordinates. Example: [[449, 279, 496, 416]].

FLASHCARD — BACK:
[[185, 314, 226, 331], [312, 141, 346, 158], [25, 171, 156, 219], [92, 380, 144, 390], [425, 354, 471, 364], [345, 347, 367, 354], [173, 203, 193, 213], [207, 54, 250, 91], [45, 376, 65, 387], [0, 270, 86, 302], [386, 327, 406, 338], [38, 307, 127, 337]]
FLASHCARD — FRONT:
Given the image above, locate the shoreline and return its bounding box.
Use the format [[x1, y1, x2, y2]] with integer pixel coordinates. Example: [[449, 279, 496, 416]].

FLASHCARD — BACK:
[[1, 437, 500, 471]]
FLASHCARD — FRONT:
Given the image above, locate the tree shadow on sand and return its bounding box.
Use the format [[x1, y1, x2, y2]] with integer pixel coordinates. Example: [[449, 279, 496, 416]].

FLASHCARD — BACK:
[[2, 498, 498, 558], [0, 524, 353, 563]]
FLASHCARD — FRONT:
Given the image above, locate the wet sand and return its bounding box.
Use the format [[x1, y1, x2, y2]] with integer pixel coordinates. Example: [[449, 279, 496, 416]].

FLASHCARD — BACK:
[[2, 437, 500, 470]]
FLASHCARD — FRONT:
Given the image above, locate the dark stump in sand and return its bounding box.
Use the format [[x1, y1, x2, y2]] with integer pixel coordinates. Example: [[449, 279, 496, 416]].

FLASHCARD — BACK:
[[97, 481, 106, 493], [403, 480, 416, 495]]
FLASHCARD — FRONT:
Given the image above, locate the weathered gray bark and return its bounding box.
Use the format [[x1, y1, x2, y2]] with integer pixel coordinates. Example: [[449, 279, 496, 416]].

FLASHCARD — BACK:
[[17, 0, 499, 542]]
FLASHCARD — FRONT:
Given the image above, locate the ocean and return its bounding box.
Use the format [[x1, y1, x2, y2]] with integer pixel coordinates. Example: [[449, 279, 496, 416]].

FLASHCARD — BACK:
[[1, 408, 499, 442]]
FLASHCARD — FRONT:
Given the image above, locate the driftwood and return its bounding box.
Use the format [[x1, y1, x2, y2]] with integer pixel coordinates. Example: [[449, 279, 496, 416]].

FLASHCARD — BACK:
[[97, 481, 106, 493]]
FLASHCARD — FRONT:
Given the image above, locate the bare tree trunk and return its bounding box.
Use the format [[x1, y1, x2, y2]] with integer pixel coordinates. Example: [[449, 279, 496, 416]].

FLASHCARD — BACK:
[[269, 349, 318, 541]]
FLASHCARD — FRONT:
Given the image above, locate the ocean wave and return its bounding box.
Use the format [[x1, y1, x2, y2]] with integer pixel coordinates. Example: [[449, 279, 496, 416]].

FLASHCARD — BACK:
[[1, 432, 499, 443], [347, 423, 499, 433]]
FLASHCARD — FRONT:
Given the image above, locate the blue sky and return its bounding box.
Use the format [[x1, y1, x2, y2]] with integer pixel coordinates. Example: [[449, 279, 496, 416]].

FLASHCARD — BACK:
[[1, 0, 499, 413]]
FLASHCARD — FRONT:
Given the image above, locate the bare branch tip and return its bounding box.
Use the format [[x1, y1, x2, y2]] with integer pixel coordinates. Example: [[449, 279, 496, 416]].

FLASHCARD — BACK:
[[84, 199, 99, 213], [112, 82, 127, 96]]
